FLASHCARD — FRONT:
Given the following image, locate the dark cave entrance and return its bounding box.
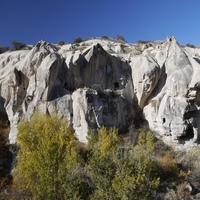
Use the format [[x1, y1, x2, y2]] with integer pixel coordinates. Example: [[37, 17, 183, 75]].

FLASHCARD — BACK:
[[163, 118, 166, 124], [114, 82, 119, 89], [179, 124, 194, 143]]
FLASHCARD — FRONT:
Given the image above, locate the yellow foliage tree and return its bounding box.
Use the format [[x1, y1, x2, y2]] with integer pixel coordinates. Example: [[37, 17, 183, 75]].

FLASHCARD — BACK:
[[13, 112, 81, 200], [112, 130, 160, 200], [87, 126, 120, 199], [87, 128, 160, 200]]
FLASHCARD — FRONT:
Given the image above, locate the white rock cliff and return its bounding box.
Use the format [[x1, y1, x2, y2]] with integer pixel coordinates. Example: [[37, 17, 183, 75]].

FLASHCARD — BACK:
[[0, 37, 200, 147]]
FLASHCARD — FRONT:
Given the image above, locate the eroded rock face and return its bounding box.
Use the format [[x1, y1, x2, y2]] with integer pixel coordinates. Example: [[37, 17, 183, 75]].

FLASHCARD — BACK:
[[143, 37, 200, 147], [1, 37, 200, 147], [0, 40, 134, 143], [72, 89, 133, 143]]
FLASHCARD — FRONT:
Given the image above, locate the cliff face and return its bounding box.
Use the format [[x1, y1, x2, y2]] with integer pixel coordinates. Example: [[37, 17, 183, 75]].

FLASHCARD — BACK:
[[0, 37, 200, 148]]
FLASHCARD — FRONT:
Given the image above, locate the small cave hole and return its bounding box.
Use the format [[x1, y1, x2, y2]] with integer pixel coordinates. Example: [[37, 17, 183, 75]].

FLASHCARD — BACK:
[[64, 83, 68, 89], [163, 118, 166, 124], [179, 125, 194, 142], [114, 82, 119, 89]]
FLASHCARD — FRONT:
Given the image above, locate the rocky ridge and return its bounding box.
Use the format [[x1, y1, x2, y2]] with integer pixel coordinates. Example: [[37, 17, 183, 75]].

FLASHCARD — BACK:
[[0, 36, 200, 148]]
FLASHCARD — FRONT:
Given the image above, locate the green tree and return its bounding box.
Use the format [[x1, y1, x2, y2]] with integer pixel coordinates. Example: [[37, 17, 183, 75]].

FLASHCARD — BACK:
[[13, 112, 82, 200], [87, 127, 120, 199], [87, 128, 159, 200], [112, 130, 160, 200]]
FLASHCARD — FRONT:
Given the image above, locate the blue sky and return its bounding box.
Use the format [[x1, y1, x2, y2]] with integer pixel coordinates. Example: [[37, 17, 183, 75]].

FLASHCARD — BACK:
[[1, 0, 200, 46]]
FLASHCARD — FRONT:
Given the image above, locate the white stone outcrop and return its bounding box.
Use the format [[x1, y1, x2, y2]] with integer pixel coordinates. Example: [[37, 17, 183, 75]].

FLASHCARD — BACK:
[[1, 37, 200, 147]]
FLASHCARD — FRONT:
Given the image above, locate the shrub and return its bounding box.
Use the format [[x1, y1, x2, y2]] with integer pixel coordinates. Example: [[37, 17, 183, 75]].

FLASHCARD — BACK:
[[0, 46, 10, 54], [58, 40, 66, 46], [101, 35, 109, 39], [11, 40, 26, 51], [116, 34, 126, 42], [73, 37, 83, 44], [0, 177, 13, 199], [158, 152, 180, 179], [137, 40, 152, 44], [156, 148, 191, 182], [186, 43, 196, 48], [87, 128, 160, 199]]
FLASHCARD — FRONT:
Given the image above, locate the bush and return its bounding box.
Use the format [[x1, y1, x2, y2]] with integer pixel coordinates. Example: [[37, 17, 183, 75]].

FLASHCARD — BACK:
[[101, 35, 109, 40], [158, 152, 180, 179], [58, 40, 66, 46], [155, 143, 191, 182], [73, 37, 83, 44], [116, 34, 126, 42], [186, 43, 196, 48], [10, 112, 193, 199], [11, 41, 26, 51], [87, 128, 159, 199], [0, 46, 10, 54], [137, 40, 152, 44]]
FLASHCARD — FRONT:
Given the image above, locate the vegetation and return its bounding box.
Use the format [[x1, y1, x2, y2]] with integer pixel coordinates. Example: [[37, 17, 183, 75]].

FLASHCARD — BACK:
[[0, 118, 12, 199], [101, 35, 109, 40], [87, 127, 120, 199], [137, 40, 152, 44], [116, 34, 126, 42], [58, 40, 66, 46], [11, 40, 26, 51], [186, 43, 196, 48], [0, 46, 10, 54], [13, 112, 89, 199], [87, 128, 159, 199], [0, 111, 194, 199], [73, 37, 83, 44]]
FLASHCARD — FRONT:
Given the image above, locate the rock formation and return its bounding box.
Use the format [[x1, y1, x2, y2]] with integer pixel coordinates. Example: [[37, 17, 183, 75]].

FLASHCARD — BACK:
[[0, 36, 200, 148]]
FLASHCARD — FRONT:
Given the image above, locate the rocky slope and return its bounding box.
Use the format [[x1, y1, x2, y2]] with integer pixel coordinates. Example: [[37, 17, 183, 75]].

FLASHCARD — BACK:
[[0, 36, 200, 148]]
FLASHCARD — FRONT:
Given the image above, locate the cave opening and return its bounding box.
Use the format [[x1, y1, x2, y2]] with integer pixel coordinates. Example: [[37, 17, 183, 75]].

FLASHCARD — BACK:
[[179, 125, 194, 143], [163, 118, 166, 124], [114, 82, 119, 89]]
